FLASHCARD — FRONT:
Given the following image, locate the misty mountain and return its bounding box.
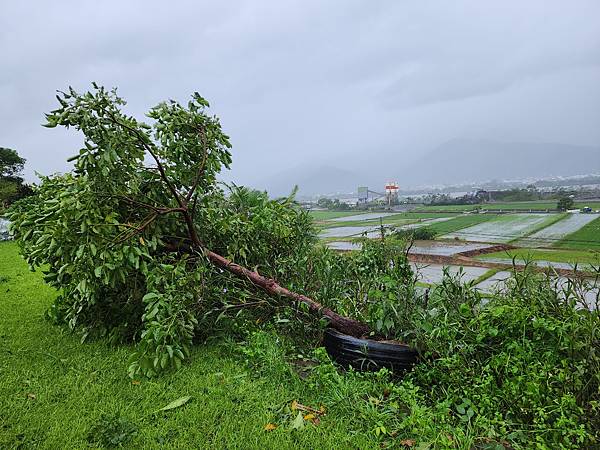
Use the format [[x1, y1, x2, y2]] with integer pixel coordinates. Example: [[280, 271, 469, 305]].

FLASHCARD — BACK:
[[405, 139, 600, 186], [252, 165, 361, 197], [253, 139, 600, 197]]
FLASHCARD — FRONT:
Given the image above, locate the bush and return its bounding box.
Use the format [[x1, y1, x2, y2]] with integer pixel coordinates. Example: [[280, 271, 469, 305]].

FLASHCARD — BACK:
[[392, 227, 438, 241], [361, 266, 600, 447]]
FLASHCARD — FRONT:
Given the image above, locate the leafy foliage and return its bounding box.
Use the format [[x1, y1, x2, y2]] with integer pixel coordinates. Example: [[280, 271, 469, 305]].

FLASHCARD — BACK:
[[360, 265, 600, 447], [557, 196, 575, 211], [392, 226, 438, 241], [7, 85, 317, 378], [87, 413, 137, 448], [0, 147, 25, 177], [0, 147, 33, 207]]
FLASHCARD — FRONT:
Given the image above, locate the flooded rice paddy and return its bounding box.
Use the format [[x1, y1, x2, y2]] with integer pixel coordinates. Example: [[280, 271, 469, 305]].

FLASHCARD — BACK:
[[330, 212, 397, 222], [410, 263, 488, 285], [408, 240, 492, 256], [319, 226, 382, 239], [443, 214, 553, 243], [517, 213, 598, 247]]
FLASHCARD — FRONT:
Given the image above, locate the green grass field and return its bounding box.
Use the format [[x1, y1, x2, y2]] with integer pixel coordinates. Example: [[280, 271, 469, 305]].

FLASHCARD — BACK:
[[0, 242, 387, 449], [477, 247, 600, 266], [556, 216, 600, 251]]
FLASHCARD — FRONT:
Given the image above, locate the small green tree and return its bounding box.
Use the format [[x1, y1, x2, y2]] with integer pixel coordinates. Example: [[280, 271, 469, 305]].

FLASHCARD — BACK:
[[557, 196, 574, 211], [0, 147, 32, 207]]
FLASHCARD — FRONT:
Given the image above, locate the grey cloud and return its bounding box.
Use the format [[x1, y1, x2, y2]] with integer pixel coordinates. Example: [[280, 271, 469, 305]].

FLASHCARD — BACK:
[[0, 0, 599, 191]]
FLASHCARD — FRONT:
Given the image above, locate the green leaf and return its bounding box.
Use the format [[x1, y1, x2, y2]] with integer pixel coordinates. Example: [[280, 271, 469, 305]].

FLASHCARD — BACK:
[[142, 292, 160, 302], [153, 396, 192, 414], [290, 411, 304, 430]]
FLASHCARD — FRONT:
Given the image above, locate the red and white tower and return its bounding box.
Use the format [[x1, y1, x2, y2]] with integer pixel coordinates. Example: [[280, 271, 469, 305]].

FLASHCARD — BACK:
[[384, 182, 399, 206]]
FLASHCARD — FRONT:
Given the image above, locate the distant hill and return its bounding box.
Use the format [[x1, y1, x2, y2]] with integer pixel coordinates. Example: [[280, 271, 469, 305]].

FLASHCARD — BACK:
[[250, 139, 600, 197], [406, 139, 600, 185], [252, 165, 360, 197]]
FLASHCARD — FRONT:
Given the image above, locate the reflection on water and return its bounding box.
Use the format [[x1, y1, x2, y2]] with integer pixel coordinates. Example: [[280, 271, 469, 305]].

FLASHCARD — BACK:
[[331, 212, 396, 222]]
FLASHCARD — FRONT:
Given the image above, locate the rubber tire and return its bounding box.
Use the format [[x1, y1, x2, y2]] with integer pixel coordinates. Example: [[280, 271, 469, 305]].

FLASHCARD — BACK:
[[323, 328, 418, 373]]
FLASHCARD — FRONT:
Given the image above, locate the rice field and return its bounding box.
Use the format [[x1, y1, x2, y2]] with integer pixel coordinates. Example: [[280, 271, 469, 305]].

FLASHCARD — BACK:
[[443, 214, 556, 243], [424, 214, 498, 235], [477, 247, 600, 266], [410, 263, 489, 285], [518, 213, 598, 247], [414, 200, 600, 213], [330, 212, 397, 222], [395, 217, 454, 230], [319, 225, 382, 239], [408, 241, 493, 257], [555, 216, 600, 251], [308, 210, 369, 221]]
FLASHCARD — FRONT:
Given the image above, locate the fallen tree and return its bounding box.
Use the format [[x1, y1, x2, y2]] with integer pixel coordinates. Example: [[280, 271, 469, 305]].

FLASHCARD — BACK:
[[8, 85, 370, 377]]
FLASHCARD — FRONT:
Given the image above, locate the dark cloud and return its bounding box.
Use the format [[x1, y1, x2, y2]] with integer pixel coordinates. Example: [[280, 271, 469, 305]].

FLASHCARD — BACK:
[[1, 0, 599, 190]]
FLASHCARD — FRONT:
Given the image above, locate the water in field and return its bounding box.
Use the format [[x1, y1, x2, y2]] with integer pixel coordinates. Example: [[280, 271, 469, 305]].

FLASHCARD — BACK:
[[319, 226, 383, 239], [396, 217, 453, 230], [554, 277, 599, 307], [410, 263, 489, 285], [517, 213, 598, 247], [481, 257, 592, 271], [326, 241, 362, 251], [444, 214, 553, 243], [475, 270, 512, 292], [331, 212, 397, 222], [408, 240, 493, 256]]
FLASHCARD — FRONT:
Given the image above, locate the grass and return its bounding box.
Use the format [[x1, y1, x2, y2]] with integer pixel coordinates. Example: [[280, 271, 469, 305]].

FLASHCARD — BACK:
[[0, 241, 384, 449], [555, 216, 600, 251], [477, 247, 600, 266]]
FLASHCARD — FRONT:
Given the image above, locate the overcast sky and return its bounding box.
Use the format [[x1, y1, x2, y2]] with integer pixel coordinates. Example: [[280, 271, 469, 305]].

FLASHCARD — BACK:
[[1, 1, 599, 189]]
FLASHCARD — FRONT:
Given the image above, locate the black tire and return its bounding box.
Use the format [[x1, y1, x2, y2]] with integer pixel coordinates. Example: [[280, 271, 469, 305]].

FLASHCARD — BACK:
[[323, 328, 418, 373]]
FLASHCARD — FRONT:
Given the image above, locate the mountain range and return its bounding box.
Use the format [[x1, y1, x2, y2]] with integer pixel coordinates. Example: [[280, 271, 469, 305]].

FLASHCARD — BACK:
[[253, 139, 600, 196]]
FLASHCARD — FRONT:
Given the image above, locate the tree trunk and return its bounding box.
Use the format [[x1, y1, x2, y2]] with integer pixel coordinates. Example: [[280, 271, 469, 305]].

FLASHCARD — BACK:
[[202, 248, 371, 338]]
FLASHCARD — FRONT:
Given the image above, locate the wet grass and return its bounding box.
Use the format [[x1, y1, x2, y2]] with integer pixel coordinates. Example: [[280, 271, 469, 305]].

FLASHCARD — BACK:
[[0, 242, 383, 449]]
